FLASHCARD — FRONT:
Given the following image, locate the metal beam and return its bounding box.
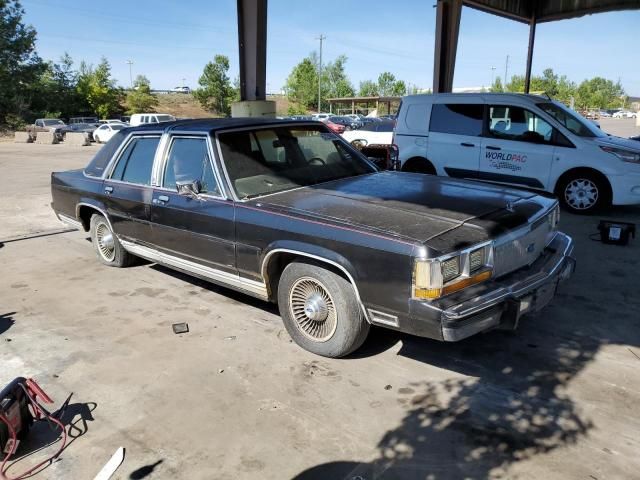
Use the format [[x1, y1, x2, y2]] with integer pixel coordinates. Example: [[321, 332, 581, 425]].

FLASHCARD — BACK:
[[237, 0, 267, 101], [524, 14, 537, 94], [433, 0, 463, 93]]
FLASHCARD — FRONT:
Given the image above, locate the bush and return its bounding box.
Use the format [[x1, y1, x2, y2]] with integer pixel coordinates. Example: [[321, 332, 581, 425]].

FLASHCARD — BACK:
[[4, 114, 27, 131]]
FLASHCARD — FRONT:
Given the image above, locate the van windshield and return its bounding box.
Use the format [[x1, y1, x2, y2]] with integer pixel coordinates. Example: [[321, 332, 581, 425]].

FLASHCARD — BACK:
[[537, 102, 604, 138]]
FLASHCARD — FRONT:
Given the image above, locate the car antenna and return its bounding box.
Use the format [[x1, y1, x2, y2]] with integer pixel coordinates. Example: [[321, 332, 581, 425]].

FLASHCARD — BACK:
[[543, 91, 552, 100]]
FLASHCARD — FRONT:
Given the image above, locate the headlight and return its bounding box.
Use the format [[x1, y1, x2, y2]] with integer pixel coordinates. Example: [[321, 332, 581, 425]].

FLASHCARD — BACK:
[[413, 243, 493, 300], [600, 145, 640, 163]]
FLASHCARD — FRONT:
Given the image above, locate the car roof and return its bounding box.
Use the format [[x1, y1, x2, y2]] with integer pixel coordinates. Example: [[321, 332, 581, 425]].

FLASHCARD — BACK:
[[126, 117, 323, 134], [402, 92, 548, 102]]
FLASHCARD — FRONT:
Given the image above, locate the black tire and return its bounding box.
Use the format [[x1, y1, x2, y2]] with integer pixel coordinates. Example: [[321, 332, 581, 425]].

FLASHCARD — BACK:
[[557, 171, 610, 214], [402, 157, 436, 175], [89, 214, 135, 267], [95, 134, 101, 144], [278, 261, 369, 358]]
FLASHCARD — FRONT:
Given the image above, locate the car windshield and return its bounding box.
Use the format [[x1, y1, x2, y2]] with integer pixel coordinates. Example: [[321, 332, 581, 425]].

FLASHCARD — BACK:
[[43, 119, 64, 126], [218, 125, 377, 200], [537, 102, 604, 138], [111, 124, 125, 130]]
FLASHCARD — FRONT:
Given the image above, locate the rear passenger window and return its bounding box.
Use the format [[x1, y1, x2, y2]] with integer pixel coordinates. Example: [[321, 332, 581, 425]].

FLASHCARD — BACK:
[[110, 137, 160, 185], [429, 104, 483, 136], [404, 104, 429, 131]]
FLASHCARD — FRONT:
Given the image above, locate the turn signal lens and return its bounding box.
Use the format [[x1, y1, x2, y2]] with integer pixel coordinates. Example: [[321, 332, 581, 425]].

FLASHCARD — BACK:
[[442, 270, 492, 295]]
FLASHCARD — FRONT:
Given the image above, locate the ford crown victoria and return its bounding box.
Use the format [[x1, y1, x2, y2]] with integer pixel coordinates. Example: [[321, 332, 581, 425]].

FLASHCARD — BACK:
[[51, 118, 575, 357]]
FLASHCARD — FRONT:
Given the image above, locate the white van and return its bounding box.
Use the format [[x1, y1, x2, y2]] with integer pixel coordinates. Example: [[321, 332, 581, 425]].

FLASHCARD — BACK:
[[394, 93, 640, 213], [129, 113, 176, 127]]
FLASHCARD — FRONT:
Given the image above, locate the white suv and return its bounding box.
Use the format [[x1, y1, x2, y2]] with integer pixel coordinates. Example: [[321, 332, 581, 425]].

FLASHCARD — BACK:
[[394, 93, 640, 213]]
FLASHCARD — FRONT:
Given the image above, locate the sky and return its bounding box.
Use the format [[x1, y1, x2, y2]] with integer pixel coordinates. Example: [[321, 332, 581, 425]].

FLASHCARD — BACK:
[[20, 0, 640, 96]]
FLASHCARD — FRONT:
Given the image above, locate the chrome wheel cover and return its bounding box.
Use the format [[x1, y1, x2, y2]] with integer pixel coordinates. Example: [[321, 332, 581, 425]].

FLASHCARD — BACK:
[[289, 276, 337, 342], [565, 178, 598, 210], [95, 221, 115, 262]]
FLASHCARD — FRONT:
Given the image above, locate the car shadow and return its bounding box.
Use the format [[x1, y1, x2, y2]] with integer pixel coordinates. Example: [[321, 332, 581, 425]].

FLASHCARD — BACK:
[[0, 312, 15, 336], [293, 281, 640, 479]]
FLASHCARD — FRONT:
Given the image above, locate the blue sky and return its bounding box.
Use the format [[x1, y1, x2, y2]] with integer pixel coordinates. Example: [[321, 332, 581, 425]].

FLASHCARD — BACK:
[[21, 0, 640, 96]]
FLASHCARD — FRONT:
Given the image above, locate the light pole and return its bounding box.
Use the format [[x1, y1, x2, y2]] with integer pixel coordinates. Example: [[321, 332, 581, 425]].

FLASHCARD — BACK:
[[126, 60, 134, 88], [316, 34, 326, 113], [490, 66, 496, 87]]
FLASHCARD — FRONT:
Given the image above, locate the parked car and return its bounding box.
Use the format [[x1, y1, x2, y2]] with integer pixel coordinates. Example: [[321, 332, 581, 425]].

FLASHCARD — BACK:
[[28, 118, 66, 141], [129, 113, 176, 126], [613, 110, 637, 118], [51, 118, 574, 358], [69, 116, 99, 125], [172, 86, 191, 94], [311, 113, 331, 122], [329, 115, 362, 130], [324, 119, 346, 134], [360, 117, 381, 126], [598, 110, 612, 118], [342, 120, 395, 145], [394, 93, 640, 213], [93, 123, 127, 143], [344, 114, 364, 121], [60, 122, 99, 141]]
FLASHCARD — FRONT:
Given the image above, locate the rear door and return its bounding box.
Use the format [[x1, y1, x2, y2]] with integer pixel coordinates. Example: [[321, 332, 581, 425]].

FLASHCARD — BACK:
[[427, 103, 484, 177], [102, 134, 160, 245], [478, 105, 556, 189], [150, 135, 236, 273]]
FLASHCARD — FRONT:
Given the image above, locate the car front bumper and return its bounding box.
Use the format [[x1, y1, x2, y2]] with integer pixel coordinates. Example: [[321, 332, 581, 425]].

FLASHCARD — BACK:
[[408, 232, 575, 342], [608, 172, 640, 205]]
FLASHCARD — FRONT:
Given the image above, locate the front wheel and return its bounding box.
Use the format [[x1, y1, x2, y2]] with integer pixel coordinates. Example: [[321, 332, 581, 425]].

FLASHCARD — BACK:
[[90, 214, 135, 267], [558, 172, 609, 214], [278, 262, 369, 358]]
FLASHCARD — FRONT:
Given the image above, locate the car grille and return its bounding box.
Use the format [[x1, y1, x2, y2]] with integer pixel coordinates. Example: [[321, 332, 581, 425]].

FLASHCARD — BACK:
[[493, 218, 551, 278]]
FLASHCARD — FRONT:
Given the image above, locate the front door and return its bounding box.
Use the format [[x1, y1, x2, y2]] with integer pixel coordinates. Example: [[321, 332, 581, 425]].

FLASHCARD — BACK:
[[150, 135, 236, 273], [427, 103, 484, 177], [102, 134, 160, 245], [478, 105, 555, 190]]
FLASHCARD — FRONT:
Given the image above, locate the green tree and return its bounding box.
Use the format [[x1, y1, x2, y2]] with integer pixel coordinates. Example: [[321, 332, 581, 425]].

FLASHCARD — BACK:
[[285, 56, 318, 110], [0, 0, 44, 125], [193, 54, 233, 115], [575, 77, 624, 110], [489, 76, 503, 92], [77, 57, 120, 118], [358, 80, 378, 97], [377, 72, 396, 96], [321, 54, 355, 102], [125, 75, 158, 114]]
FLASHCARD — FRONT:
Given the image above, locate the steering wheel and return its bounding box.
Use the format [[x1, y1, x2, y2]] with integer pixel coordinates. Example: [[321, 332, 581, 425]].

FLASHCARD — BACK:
[[307, 157, 326, 166]]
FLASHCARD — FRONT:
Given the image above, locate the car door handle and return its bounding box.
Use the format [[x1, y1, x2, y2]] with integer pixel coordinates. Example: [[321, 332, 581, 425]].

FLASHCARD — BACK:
[[153, 195, 170, 205], [104, 186, 113, 194], [460, 142, 475, 147], [486, 145, 501, 151]]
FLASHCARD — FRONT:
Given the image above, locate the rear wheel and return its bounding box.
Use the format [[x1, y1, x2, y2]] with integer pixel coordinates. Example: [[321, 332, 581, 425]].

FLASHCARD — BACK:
[[90, 214, 135, 267], [278, 261, 369, 358], [557, 171, 609, 214]]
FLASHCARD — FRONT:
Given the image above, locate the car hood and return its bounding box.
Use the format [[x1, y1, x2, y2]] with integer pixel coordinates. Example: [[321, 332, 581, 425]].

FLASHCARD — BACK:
[[591, 135, 640, 152], [254, 171, 552, 255]]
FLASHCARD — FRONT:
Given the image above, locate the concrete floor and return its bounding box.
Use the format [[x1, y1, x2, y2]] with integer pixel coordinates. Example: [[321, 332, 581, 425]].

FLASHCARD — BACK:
[[1, 122, 639, 479]]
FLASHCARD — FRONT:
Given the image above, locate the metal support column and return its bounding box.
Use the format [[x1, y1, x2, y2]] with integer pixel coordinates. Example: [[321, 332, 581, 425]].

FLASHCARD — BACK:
[[237, 0, 267, 101], [433, 0, 462, 93], [524, 14, 537, 94]]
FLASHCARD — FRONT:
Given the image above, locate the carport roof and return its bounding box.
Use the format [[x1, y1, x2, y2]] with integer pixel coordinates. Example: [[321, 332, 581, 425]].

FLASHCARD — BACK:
[[464, 0, 640, 23]]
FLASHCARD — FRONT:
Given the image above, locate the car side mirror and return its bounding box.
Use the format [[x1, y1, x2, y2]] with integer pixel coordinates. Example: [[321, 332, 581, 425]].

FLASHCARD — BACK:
[[351, 139, 368, 150], [176, 179, 202, 198]]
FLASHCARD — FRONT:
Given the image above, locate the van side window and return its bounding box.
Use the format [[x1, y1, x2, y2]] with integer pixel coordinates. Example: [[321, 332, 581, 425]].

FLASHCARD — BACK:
[[110, 136, 160, 185], [404, 104, 428, 131], [430, 104, 483, 136], [489, 105, 554, 144]]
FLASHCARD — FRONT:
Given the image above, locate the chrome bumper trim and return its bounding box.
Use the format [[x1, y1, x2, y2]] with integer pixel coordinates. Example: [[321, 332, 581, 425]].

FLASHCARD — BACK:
[[442, 232, 574, 322]]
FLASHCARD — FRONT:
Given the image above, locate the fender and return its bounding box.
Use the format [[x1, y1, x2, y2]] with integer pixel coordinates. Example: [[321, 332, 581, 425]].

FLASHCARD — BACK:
[[75, 198, 113, 231], [260, 240, 370, 323]]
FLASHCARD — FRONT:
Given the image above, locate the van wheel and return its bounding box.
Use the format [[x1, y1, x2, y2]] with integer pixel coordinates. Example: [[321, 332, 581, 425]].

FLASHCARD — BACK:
[[278, 261, 369, 358], [557, 171, 609, 214], [402, 157, 436, 175], [90, 214, 135, 267]]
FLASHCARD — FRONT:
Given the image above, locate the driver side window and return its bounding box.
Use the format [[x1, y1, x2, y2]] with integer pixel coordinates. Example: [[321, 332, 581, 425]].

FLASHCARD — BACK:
[[162, 137, 219, 195], [489, 105, 554, 144]]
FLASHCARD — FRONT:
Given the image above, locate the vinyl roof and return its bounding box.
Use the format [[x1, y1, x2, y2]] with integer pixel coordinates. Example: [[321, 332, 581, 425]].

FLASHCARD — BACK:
[[129, 117, 319, 133], [464, 0, 640, 23]]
